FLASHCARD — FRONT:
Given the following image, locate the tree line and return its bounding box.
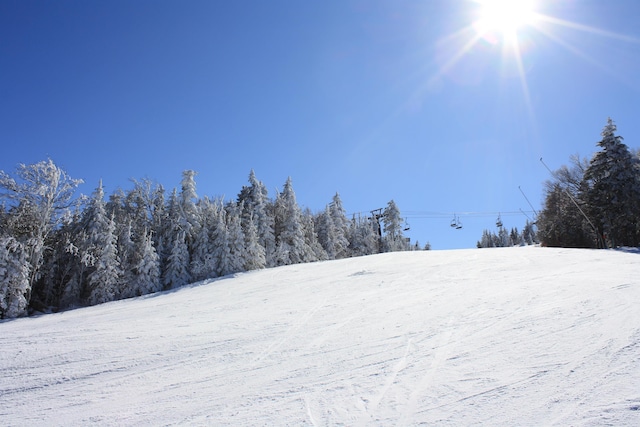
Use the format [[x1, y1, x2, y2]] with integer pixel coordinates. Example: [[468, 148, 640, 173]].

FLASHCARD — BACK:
[[537, 118, 640, 248], [0, 164, 413, 319], [476, 220, 538, 248]]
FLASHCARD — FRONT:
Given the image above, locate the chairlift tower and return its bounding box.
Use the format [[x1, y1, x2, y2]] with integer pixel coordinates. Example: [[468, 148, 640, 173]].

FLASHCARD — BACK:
[[370, 208, 383, 252]]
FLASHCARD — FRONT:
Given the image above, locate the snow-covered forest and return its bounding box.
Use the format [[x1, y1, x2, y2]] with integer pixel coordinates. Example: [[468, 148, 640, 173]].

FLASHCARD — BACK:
[[0, 165, 413, 319]]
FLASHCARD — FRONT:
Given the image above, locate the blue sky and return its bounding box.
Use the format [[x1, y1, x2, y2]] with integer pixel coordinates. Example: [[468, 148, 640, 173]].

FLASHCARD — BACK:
[[2, 0, 640, 249]]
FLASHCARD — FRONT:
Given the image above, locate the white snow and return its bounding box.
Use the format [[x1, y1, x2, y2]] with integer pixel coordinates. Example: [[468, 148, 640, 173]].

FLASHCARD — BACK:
[[1, 246, 639, 426]]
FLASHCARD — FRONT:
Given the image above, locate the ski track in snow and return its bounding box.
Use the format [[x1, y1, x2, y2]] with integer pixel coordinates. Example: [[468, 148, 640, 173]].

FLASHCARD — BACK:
[[1, 246, 640, 426]]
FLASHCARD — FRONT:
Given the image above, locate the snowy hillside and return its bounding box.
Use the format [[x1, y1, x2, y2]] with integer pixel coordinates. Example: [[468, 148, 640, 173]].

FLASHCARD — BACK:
[[1, 246, 639, 426]]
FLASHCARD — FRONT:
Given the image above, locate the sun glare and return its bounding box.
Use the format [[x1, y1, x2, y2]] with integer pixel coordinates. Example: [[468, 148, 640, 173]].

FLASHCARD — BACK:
[[474, 0, 537, 44], [427, 0, 640, 118]]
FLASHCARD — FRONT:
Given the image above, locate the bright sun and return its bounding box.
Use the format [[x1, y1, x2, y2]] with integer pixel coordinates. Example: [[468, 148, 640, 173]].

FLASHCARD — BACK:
[[474, 0, 537, 44]]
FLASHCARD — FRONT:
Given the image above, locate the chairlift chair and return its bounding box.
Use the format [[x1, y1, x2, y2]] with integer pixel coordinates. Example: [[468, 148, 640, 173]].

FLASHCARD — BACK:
[[496, 213, 503, 228], [450, 214, 463, 230]]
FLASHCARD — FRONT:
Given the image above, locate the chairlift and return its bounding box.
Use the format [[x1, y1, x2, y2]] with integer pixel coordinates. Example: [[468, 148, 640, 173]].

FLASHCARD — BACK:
[[496, 213, 503, 228], [450, 214, 463, 230], [403, 219, 411, 231]]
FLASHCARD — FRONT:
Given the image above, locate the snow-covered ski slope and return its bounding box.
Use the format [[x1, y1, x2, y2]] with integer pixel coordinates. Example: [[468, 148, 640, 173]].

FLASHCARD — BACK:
[[1, 246, 639, 426]]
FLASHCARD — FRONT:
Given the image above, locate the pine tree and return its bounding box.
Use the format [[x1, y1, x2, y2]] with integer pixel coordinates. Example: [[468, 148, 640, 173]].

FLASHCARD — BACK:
[[180, 170, 200, 251], [58, 223, 87, 309], [581, 118, 640, 247], [382, 200, 406, 252], [510, 227, 523, 246], [87, 213, 122, 305], [0, 237, 31, 318], [348, 215, 380, 256], [316, 206, 338, 259], [223, 201, 246, 276], [73, 182, 122, 305], [329, 193, 350, 259], [522, 220, 537, 245], [498, 226, 512, 247], [301, 208, 326, 262], [163, 229, 190, 289], [211, 201, 230, 276], [116, 221, 136, 298], [161, 189, 192, 288], [150, 184, 168, 268], [189, 198, 216, 282], [238, 170, 275, 267], [130, 229, 161, 296], [273, 177, 308, 265], [243, 211, 266, 271]]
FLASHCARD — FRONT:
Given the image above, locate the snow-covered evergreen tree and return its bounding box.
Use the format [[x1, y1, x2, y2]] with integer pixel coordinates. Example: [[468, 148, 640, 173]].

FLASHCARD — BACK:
[[348, 215, 380, 256], [238, 170, 275, 267], [73, 182, 122, 305], [301, 208, 327, 262], [382, 200, 406, 252], [328, 193, 350, 259], [161, 189, 192, 288], [180, 170, 201, 252], [0, 237, 30, 318], [273, 177, 308, 266], [210, 201, 230, 277], [116, 221, 136, 298], [163, 229, 190, 289], [211, 201, 245, 277], [243, 211, 266, 271], [130, 229, 161, 296], [189, 197, 216, 282], [581, 118, 640, 247], [150, 184, 168, 267], [498, 226, 512, 247], [58, 224, 86, 309], [522, 220, 537, 245], [316, 206, 338, 259], [87, 213, 122, 305], [223, 201, 246, 276]]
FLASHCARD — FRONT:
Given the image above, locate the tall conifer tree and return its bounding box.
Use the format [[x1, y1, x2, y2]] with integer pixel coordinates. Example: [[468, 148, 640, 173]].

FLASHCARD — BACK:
[[581, 118, 640, 247]]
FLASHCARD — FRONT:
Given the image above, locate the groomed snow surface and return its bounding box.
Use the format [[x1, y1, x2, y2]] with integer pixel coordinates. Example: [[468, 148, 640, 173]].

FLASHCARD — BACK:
[[1, 246, 639, 426]]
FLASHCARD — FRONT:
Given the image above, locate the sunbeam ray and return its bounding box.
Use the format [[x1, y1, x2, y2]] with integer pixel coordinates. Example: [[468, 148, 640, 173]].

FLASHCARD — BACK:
[[534, 23, 640, 91], [511, 37, 536, 134], [535, 13, 640, 44], [428, 27, 484, 87]]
